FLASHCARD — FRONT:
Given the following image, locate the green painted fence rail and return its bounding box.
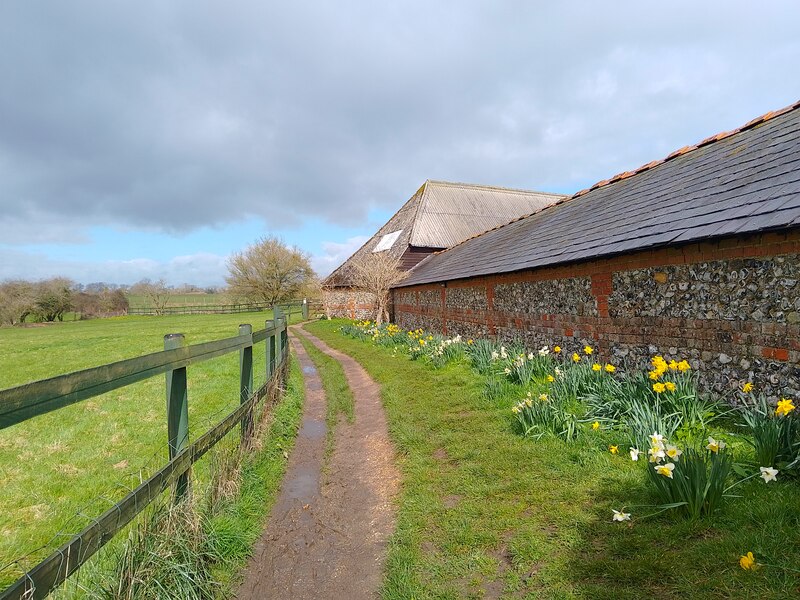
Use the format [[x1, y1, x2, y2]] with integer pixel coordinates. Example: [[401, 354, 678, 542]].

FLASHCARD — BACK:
[[0, 307, 302, 600], [127, 299, 308, 317]]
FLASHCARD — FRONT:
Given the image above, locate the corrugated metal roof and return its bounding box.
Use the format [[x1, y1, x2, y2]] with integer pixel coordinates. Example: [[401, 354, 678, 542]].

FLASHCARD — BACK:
[[410, 181, 563, 248], [398, 100, 800, 288], [323, 180, 564, 286]]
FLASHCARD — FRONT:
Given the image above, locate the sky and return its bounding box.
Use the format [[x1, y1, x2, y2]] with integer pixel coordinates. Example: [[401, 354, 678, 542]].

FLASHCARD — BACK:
[[1, 2, 799, 287]]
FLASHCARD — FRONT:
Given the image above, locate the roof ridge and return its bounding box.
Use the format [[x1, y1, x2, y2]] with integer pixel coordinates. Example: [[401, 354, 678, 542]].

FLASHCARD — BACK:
[[425, 179, 565, 197], [407, 180, 430, 244], [570, 98, 800, 200]]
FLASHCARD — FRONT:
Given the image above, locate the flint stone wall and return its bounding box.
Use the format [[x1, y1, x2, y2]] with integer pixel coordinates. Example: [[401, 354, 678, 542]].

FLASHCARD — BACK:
[[392, 232, 800, 400]]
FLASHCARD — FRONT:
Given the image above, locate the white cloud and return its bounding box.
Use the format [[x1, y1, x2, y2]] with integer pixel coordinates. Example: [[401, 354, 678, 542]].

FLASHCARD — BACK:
[[0, 249, 229, 287], [311, 236, 369, 277]]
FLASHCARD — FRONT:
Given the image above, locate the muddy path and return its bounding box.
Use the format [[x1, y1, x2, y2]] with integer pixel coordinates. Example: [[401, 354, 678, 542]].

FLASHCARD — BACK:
[[236, 325, 399, 599]]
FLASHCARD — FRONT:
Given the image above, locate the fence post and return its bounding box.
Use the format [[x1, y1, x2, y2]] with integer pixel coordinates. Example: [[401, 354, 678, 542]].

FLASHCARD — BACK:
[[274, 304, 283, 324], [281, 316, 289, 361], [265, 319, 276, 379], [164, 333, 189, 499], [239, 324, 254, 444], [302, 298, 308, 320]]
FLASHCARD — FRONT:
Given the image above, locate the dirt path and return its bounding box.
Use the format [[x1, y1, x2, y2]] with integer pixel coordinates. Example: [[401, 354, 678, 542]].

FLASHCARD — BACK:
[[236, 326, 399, 600]]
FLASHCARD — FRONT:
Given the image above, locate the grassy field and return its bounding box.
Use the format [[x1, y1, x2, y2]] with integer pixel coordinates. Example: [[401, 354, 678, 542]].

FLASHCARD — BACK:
[[0, 311, 298, 589], [126, 292, 231, 310], [306, 319, 800, 599]]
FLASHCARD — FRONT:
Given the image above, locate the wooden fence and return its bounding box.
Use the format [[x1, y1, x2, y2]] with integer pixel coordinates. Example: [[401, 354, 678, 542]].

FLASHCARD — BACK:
[[0, 307, 302, 600], [127, 299, 307, 317]]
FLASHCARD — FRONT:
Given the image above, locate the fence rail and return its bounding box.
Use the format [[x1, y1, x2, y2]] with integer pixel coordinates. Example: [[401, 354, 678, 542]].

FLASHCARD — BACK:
[[127, 299, 307, 317], [0, 303, 304, 600]]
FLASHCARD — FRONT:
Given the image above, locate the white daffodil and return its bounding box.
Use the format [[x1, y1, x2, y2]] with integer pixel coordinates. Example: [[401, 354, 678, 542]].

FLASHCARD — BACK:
[[528, 352, 535, 360], [759, 466, 779, 483], [612, 509, 631, 522], [539, 346, 550, 356], [629, 448, 640, 461], [503, 367, 511, 375], [500, 346, 508, 359], [665, 445, 683, 461], [491, 351, 499, 361], [655, 462, 675, 479], [706, 436, 726, 453], [649, 432, 664, 447], [648, 447, 666, 463]]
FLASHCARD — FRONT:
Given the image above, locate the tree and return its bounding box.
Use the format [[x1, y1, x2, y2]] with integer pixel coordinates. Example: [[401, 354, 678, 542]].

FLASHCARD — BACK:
[[0, 280, 36, 325], [226, 236, 316, 305], [347, 252, 408, 324], [32, 278, 74, 322], [130, 278, 171, 315]]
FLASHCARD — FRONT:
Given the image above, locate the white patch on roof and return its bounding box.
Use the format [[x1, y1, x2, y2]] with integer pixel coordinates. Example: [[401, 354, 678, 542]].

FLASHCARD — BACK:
[[373, 229, 403, 252]]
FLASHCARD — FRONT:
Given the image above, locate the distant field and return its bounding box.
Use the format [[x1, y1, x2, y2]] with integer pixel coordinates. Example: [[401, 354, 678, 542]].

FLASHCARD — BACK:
[[125, 292, 231, 309], [0, 311, 298, 588]]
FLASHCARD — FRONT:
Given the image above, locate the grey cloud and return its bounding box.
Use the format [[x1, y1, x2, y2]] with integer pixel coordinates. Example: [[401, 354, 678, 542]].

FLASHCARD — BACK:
[[1, 1, 799, 244]]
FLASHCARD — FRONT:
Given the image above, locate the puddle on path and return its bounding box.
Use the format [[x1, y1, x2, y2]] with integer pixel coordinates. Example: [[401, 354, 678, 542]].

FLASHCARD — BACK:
[[302, 365, 317, 375]]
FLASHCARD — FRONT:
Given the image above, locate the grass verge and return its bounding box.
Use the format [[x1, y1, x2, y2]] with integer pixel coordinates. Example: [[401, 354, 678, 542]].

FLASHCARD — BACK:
[[296, 334, 355, 460], [306, 319, 800, 600]]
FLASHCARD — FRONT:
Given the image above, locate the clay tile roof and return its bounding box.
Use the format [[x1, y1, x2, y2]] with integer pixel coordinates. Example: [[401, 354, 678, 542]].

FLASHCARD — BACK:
[[397, 99, 800, 288]]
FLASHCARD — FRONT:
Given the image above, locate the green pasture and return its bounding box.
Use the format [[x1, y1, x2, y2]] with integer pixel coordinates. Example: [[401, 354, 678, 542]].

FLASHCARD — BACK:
[[306, 319, 800, 599], [0, 311, 296, 589], [125, 292, 231, 310]]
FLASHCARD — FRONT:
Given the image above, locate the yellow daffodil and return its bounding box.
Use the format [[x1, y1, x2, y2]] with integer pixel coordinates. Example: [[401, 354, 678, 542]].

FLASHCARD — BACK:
[[605, 364, 616, 373], [677, 360, 690, 372], [592, 363, 602, 371], [739, 551, 756, 570], [655, 462, 675, 478], [547, 375, 555, 383], [592, 421, 600, 431], [419, 339, 426, 346], [706, 436, 726, 453], [525, 398, 533, 408], [668, 360, 679, 371], [554, 346, 561, 353], [572, 353, 580, 363], [665, 381, 676, 392], [759, 466, 778, 483], [652, 382, 666, 393], [584, 345, 593, 355], [776, 398, 796, 417], [609, 445, 619, 455], [538, 393, 548, 402], [742, 382, 753, 393], [467, 339, 474, 345], [511, 406, 520, 414], [648, 370, 661, 380]]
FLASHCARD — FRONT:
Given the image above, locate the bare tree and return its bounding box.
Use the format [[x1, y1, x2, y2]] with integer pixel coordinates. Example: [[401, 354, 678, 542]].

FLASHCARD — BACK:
[[0, 280, 36, 325], [130, 278, 171, 315], [226, 236, 315, 305], [348, 252, 408, 324], [32, 277, 74, 322]]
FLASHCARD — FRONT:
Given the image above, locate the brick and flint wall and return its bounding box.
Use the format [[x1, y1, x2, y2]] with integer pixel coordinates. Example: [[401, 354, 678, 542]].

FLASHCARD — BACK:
[[393, 230, 800, 398], [323, 288, 378, 320]]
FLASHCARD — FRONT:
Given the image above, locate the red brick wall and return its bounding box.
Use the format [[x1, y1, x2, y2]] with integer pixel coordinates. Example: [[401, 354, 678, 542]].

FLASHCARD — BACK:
[[393, 230, 800, 397]]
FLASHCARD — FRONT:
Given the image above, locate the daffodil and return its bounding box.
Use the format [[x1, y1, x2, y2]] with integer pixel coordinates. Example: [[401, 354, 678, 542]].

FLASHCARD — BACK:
[[538, 393, 548, 402], [655, 462, 675, 478], [609, 445, 619, 455], [592, 363, 601, 371], [677, 360, 690, 372], [612, 509, 631, 522], [776, 398, 796, 417], [605, 364, 616, 373], [547, 375, 555, 383], [650, 432, 664, 445], [584, 345, 593, 355], [511, 406, 520, 414], [665, 381, 676, 392], [742, 382, 753, 393], [706, 436, 726, 453], [504, 367, 511, 375], [668, 360, 679, 371], [592, 421, 600, 431], [572, 353, 580, 363], [467, 339, 474, 345], [666, 445, 682, 461], [652, 382, 666, 393], [648, 370, 661, 381], [759, 466, 778, 483], [539, 346, 550, 356], [739, 551, 756, 570], [553, 346, 561, 353], [648, 447, 666, 463], [629, 448, 640, 461]]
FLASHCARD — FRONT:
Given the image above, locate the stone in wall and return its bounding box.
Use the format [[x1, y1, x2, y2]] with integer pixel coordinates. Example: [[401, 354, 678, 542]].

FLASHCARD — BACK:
[[494, 278, 597, 316], [418, 289, 441, 308], [446, 319, 490, 340], [396, 290, 417, 306], [445, 286, 487, 311], [397, 312, 443, 333], [322, 289, 377, 319], [610, 255, 800, 322]]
